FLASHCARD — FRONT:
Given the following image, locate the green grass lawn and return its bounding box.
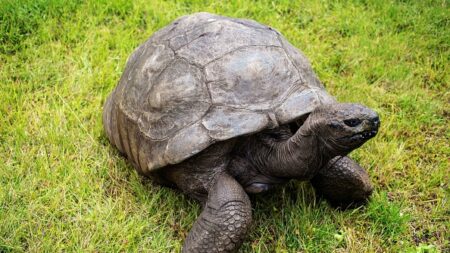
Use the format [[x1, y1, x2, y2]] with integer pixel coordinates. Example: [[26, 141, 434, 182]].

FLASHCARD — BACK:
[[1, 0, 448, 252]]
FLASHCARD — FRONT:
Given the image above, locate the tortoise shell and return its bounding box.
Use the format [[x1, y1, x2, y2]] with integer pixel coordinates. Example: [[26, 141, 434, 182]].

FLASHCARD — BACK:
[[103, 12, 335, 174]]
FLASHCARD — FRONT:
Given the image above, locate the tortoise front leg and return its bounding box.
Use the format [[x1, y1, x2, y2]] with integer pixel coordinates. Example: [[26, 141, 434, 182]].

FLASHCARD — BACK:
[[311, 156, 373, 208], [183, 173, 252, 253]]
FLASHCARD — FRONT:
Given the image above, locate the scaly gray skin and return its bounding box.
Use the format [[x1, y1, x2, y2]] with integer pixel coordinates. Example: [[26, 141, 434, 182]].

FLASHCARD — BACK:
[[156, 102, 379, 252]]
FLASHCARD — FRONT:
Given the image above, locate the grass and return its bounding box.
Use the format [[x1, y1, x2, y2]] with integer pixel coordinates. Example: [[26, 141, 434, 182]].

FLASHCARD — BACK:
[[0, 0, 448, 252]]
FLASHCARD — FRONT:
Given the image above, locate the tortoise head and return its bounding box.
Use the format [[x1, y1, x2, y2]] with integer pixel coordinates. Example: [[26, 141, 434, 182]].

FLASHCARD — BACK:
[[307, 103, 380, 155]]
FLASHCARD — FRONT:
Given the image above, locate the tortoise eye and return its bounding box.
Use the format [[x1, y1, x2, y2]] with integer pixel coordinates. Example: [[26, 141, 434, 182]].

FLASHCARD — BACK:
[[344, 118, 361, 127]]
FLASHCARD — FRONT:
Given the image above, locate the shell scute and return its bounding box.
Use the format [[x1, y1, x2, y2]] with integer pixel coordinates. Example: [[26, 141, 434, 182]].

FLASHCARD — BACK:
[[137, 59, 210, 140], [205, 46, 300, 110], [201, 106, 269, 141], [176, 19, 280, 66], [119, 43, 175, 120]]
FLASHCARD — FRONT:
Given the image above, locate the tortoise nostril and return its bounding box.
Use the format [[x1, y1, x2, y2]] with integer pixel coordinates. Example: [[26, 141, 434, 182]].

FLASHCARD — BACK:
[[371, 116, 380, 127]]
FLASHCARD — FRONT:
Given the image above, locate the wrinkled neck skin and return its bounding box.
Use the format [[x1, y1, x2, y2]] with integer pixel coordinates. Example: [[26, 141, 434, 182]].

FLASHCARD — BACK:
[[248, 115, 347, 180]]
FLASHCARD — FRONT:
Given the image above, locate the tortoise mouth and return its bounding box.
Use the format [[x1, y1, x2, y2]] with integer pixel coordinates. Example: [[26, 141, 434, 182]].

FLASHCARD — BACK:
[[342, 130, 378, 143]]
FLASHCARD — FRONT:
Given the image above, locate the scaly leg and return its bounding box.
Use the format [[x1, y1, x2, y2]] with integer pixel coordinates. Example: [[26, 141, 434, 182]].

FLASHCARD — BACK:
[[182, 173, 252, 253], [311, 156, 373, 208]]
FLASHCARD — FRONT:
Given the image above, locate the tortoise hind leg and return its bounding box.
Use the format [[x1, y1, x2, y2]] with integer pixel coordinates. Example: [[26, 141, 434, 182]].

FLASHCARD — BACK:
[[311, 156, 373, 208], [182, 173, 252, 253]]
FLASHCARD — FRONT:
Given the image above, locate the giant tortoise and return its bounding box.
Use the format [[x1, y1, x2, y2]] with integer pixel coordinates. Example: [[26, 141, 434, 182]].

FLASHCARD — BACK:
[[103, 12, 380, 252]]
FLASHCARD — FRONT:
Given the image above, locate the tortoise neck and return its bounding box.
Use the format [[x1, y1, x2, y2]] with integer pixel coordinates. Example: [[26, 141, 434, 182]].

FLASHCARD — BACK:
[[259, 122, 333, 180]]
